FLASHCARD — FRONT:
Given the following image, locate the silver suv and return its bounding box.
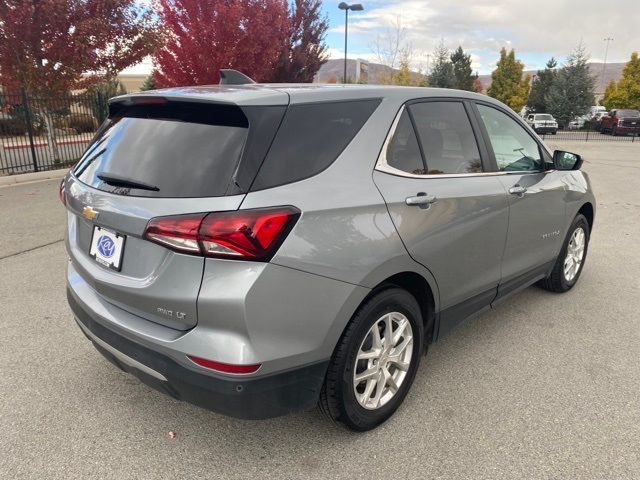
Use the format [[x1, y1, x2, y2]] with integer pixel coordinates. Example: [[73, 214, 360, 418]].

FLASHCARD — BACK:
[[63, 80, 595, 431]]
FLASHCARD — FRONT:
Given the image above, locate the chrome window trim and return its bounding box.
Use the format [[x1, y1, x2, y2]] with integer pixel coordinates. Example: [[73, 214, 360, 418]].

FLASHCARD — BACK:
[[375, 104, 548, 179]]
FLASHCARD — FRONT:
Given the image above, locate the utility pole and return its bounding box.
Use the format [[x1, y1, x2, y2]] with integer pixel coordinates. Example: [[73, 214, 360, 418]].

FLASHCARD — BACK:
[[338, 3, 364, 84], [601, 37, 613, 93]]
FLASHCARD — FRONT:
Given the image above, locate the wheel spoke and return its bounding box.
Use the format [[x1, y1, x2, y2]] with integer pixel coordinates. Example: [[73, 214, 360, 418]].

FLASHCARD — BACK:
[[360, 378, 377, 404], [371, 323, 382, 350], [357, 349, 380, 361], [354, 367, 378, 385], [388, 356, 410, 372], [371, 370, 385, 407], [385, 369, 399, 393], [391, 318, 409, 345], [383, 315, 393, 348], [390, 335, 413, 357]]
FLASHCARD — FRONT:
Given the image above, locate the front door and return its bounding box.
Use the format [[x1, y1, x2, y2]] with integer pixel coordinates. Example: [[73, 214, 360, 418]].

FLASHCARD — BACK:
[[474, 103, 567, 296], [373, 100, 510, 336]]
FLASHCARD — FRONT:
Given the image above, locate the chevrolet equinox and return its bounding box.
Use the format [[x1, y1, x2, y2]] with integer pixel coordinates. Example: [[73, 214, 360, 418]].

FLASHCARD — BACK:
[[63, 75, 595, 431]]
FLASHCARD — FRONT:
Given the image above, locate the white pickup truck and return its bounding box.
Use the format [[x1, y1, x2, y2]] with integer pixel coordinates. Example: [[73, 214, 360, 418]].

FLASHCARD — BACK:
[[526, 113, 558, 135]]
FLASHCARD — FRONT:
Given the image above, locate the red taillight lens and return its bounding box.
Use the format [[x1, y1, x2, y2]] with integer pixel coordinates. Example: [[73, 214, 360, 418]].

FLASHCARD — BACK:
[[187, 355, 261, 374], [144, 213, 205, 253], [143, 207, 300, 261], [59, 178, 66, 205]]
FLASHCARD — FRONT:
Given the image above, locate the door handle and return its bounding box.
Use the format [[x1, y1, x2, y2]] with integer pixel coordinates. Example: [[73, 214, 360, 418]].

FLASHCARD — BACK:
[[405, 192, 437, 209], [509, 185, 527, 195]]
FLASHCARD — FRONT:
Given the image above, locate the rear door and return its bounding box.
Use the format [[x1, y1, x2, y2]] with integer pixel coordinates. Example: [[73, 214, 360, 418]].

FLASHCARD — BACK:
[[373, 99, 509, 335], [473, 102, 566, 297], [65, 99, 286, 330]]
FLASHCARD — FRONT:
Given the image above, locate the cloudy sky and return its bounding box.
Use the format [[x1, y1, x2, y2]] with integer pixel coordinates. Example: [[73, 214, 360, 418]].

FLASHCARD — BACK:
[[322, 0, 640, 74], [125, 0, 639, 76]]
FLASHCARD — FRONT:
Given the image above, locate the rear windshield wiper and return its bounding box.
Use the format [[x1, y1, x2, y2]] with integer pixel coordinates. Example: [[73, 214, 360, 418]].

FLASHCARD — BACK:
[[97, 173, 160, 192]]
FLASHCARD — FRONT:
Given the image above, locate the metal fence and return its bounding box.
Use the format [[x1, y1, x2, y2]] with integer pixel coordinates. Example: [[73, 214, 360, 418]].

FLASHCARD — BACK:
[[0, 90, 108, 176], [538, 127, 639, 143]]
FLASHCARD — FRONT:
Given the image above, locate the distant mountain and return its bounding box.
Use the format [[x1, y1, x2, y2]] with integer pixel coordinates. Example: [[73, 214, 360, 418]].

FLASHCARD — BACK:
[[317, 58, 625, 94], [316, 58, 422, 84]]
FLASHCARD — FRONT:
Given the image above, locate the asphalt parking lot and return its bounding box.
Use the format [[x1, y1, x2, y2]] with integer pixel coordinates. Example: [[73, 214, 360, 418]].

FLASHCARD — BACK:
[[1, 141, 639, 479]]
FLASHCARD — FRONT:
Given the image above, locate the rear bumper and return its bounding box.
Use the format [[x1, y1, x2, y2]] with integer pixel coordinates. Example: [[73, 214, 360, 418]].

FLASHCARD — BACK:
[[68, 287, 329, 419], [615, 125, 640, 134]]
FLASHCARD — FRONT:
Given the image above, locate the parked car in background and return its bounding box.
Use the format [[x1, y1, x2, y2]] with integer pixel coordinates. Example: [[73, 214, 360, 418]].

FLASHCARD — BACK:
[[62, 76, 595, 431], [526, 113, 558, 134], [568, 117, 587, 130], [588, 106, 607, 119], [597, 109, 640, 135]]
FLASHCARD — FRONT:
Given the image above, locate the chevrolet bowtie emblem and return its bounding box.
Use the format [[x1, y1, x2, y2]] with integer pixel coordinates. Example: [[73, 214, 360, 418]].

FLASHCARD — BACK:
[[82, 206, 99, 220]]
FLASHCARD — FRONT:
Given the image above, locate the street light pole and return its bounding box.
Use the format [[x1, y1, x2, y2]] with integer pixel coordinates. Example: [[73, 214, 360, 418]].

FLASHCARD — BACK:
[[338, 3, 364, 84], [601, 37, 613, 92]]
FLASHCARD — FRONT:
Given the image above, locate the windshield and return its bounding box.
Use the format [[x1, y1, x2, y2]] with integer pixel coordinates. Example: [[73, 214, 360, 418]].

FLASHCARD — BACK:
[[618, 110, 640, 117], [536, 114, 554, 120]]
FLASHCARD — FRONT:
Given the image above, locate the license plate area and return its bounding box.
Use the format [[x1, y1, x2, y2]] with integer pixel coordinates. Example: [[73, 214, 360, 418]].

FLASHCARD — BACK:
[[89, 226, 126, 271]]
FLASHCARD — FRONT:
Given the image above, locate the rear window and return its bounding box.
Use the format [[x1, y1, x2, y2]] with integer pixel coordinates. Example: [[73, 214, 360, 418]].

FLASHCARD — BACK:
[[618, 110, 640, 117], [250, 99, 381, 191], [73, 102, 251, 198], [536, 114, 554, 120]]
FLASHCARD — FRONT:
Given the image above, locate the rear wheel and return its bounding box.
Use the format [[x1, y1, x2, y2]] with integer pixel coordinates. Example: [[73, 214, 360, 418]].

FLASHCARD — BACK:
[[318, 288, 424, 431], [538, 214, 590, 293]]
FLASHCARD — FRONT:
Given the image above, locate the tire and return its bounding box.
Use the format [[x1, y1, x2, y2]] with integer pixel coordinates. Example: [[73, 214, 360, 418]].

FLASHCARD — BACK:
[[612, 126, 618, 136], [318, 287, 424, 431], [538, 214, 590, 293]]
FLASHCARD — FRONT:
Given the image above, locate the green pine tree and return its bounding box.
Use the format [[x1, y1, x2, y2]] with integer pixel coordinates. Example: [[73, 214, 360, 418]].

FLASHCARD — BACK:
[[527, 57, 557, 113], [487, 48, 529, 111], [450, 46, 476, 91], [140, 72, 157, 91], [428, 42, 455, 88], [548, 43, 596, 127]]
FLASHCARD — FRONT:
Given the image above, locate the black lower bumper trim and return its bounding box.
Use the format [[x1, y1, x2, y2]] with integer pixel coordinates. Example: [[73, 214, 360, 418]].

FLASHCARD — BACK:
[[67, 287, 329, 420]]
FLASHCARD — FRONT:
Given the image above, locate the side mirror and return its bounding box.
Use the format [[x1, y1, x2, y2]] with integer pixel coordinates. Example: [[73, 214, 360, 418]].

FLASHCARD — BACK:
[[553, 150, 583, 170]]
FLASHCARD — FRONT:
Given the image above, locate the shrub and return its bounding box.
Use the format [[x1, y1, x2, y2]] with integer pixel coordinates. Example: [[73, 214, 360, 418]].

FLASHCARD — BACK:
[[0, 117, 27, 136], [66, 113, 99, 133]]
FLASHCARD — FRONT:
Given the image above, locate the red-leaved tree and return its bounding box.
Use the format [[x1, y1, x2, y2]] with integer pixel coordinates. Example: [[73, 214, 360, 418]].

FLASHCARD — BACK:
[[153, 0, 290, 86], [266, 0, 328, 83], [0, 0, 160, 95]]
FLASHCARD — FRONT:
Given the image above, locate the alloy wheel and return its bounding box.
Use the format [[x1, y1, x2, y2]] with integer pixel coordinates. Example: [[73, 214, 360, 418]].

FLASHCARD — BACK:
[[564, 227, 586, 282], [353, 312, 414, 410]]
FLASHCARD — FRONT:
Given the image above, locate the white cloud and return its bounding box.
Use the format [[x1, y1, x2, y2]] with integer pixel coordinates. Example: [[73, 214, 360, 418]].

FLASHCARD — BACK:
[[335, 0, 640, 73]]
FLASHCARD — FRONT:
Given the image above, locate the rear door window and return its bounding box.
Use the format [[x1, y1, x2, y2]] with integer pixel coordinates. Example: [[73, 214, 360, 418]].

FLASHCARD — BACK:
[[385, 110, 424, 174], [408, 101, 483, 174], [73, 102, 251, 198], [250, 99, 381, 191]]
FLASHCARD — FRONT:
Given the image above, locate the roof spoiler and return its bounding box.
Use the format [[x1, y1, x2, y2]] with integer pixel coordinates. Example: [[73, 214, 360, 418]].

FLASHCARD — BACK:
[[219, 69, 256, 85]]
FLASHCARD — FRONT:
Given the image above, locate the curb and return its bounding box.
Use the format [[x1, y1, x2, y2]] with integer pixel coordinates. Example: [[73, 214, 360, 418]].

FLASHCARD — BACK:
[[0, 168, 67, 187]]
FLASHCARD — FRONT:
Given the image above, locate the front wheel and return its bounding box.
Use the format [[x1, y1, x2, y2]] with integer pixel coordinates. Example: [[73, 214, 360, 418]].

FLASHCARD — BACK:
[[318, 288, 424, 431], [538, 214, 590, 293]]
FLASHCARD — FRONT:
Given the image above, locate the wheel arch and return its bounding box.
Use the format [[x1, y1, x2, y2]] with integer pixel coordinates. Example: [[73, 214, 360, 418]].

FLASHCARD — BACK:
[[578, 202, 594, 232], [370, 271, 437, 345]]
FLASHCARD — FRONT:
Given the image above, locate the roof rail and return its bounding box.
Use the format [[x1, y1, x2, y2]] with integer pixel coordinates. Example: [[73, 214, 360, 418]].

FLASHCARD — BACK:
[[219, 69, 256, 85]]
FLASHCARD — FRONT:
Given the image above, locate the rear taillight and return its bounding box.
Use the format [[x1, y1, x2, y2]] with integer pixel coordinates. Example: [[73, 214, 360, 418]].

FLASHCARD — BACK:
[[187, 355, 261, 374], [59, 178, 66, 205], [143, 207, 300, 261]]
